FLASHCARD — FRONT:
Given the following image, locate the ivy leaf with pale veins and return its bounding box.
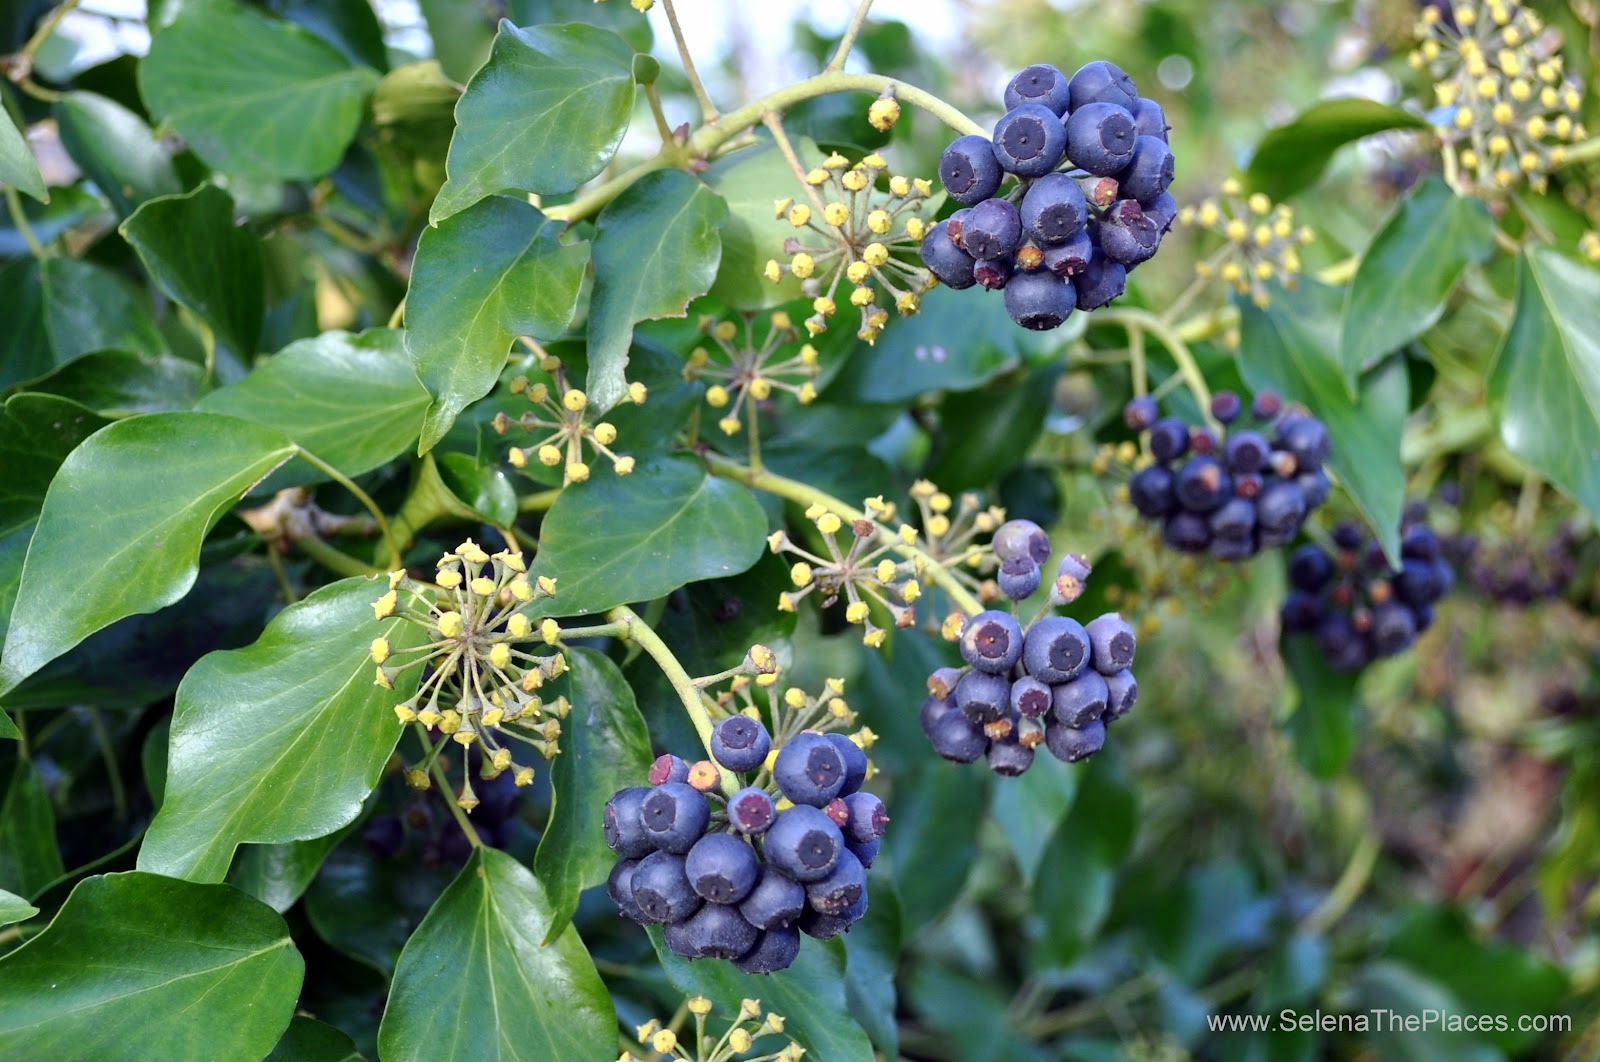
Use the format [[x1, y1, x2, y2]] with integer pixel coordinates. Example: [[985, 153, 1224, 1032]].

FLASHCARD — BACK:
[[0, 105, 46, 203], [406, 195, 589, 454], [586, 169, 728, 411], [430, 21, 636, 223], [55, 91, 181, 217]]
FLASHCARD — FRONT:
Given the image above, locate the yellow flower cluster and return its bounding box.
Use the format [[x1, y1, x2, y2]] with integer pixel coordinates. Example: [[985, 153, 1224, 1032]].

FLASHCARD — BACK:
[[1410, 0, 1587, 194], [765, 499, 922, 648], [709, 668, 877, 790], [371, 542, 564, 808], [684, 312, 820, 438], [1179, 179, 1312, 309], [493, 353, 645, 486], [905, 480, 1005, 603], [622, 998, 803, 1062], [763, 151, 935, 343]]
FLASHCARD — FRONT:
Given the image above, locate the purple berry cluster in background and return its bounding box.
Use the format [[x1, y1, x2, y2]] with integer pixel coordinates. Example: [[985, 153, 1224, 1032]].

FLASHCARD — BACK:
[[921, 61, 1176, 330]]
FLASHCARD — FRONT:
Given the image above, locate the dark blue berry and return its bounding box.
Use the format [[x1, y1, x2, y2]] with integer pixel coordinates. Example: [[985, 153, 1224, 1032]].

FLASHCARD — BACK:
[[1288, 544, 1334, 592], [993, 102, 1069, 177], [1209, 497, 1257, 541], [772, 733, 846, 807], [961, 609, 1025, 673], [1095, 201, 1160, 267], [1175, 456, 1231, 513], [927, 706, 987, 763], [1163, 510, 1211, 553], [841, 792, 888, 844], [963, 197, 1024, 261], [1143, 190, 1178, 233], [1316, 613, 1370, 672], [1400, 524, 1441, 562], [846, 838, 880, 868], [1022, 615, 1090, 683], [986, 729, 1035, 776], [648, 754, 690, 786], [1004, 63, 1071, 115], [998, 555, 1043, 599], [1149, 418, 1190, 462], [739, 866, 806, 930], [764, 805, 844, 883], [685, 833, 760, 903], [1011, 675, 1053, 718], [640, 782, 711, 853], [919, 695, 953, 740], [946, 208, 972, 248], [1251, 390, 1284, 420], [678, 901, 759, 960], [1224, 431, 1270, 474], [733, 925, 801, 974], [1103, 669, 1137, 721], [938, 134, 1004, 204], [1394, 559, 1444, 606], [631, 850, 702, 922], [711, 715, 772, 773], [1045, 718, 1106, 763], [1117, 135, 1175, 203], [1210, 391, 1242, 424], [797, 892, 867, 940], [1130, 96, 1168, 141], [1020, 172, 1088, 245], [1086, 612, 1137, 674], [994, 518, 1050, 564], [1067, 60, 1138, 110], [921, 221, 977, 289], [1331, 522, 1365, 551], [728, 786, 777, 835], [955, 668, 1011, 724], [1050, 670, 1109, 727], [1043, 227, 1095, 277], [1066, 101, 1137, 176], [1124, 395, 1160, 431], [1275, 415, 1331, 473], [805, 849, 866, 916], [1073, 251, 1126, 308], [1297, 470, 1331, 509], [825, 733, 868, 796], [1281, 590, 1326, 632], [974, 255, 1012, 290], [1004, 269, 1076, 331], [604, 786, 654, 859], [1371, 602, 1417, 657], [1054, 552, 1092, 603], [607, 857, 649, 923], [1128, 464, 1177, 517], [1255, 479, 1307, 538], [1211, 536, 1255, 561]]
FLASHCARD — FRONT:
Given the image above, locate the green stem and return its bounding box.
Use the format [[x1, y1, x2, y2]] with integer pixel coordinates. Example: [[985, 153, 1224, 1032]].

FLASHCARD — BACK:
[[607, 605, 738, 795], [426, 746, 485, 849], [265, 547, 299, 604], [22, 1, 78, 59], [1097, 308, 1217, 432], [702, 450, 985, 617], [1556, 134, 1600, 167], [86, 709, 126, 821], [517, 488, 562, 513], [5, 187, 45, 258], [295, 448, 402, 569], [660, 0, 717, 122], [1299, 828, 1381, 936], [294, 534, 385, 578], [826, 0, 877, 71], [645, 82, 675, 143]]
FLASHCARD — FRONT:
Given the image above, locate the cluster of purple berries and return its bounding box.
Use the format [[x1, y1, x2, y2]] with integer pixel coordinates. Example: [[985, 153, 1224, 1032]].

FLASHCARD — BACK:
[[920, 61, 1176, 331], [603, 716, 886, 973], [1282, 516, 1453, 671], [922, 519, 1137, 773], [1124, 391, 1331, 560]]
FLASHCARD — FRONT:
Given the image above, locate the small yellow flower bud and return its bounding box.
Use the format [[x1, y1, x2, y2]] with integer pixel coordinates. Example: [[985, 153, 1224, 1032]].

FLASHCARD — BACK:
[[540, 619, 561, 645], [740, 998, 763, 1020], [538, 444, 562, 467], [437, 611, 464, 638], [405, 768, 430, 789], [845, 600, 870, 624], [823, 202, 850, 227], [489, 643, 511, 670], [417, 708, 442, 728], [841, 170, 868, 192], [566, 461, 590, 483], [788, 204, 812, 227], [719, 416, 741, 435], [901, 579, 921, 603], [372, 590, 397, 618], [764, 259, 783, 282], [514, 765, 535, 786], [790, 562, 813, 587], [846, 260, 871, 285], [370, 637, 391, 664], [868, 96, 900, 131], [614, 456, 635, 475], [816, 512, 842, 535], [791, 253, 815, 279], [773, 197, 793, 218], [592, 422, 617, 445], [394, 703, 416, 723], [651, 1030, 677, 1053], [805, 167, 828, 185], [729, 1029, 753, 1053], [912, 177, 932, 197], [628, 381, 648, 404]]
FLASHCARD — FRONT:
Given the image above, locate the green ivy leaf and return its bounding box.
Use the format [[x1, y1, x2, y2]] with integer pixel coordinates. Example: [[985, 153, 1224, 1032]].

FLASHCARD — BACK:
[[586, 169, 728, 411], [0, 393, 111, 541], [40, 257, 169, 362], [55, 91, 180, 217], [1282, 630, 1358, 779], [1488, 247, 1600, 524], [407, 196, 589, 453], [230, 832, 352, 914], [845, 875, 903, 1057], [304, 844, 456, 975], [1343, 177, 1494, 380], [138, 577, 426, 883], [0, 872, 302, 1060], [377, 847, 616, 1062], [0, 412, 296, 695], [0, 889, 35, 927], [886, 760, 987, 928], [0, 105, 46, 203], [1246, 98, 1430, 201], [121, 184, 264, 358], [0, 259, 49, 389], [0, 760, 62, 897], [199, 329, 428, 479], [1031, 751, 1137, 967], [526, 454, 766, 618], [534, 647, 651, 940], [652, 932, 875, 1062], [703, 137, 819, 310], [266, 1016, 364, 1062], [139, 0, 378, 181], [989, 752, 1080, 885], [1236, 282, 1408, 563], [12, 350, 205, 415], [430, 21, 636, 223]]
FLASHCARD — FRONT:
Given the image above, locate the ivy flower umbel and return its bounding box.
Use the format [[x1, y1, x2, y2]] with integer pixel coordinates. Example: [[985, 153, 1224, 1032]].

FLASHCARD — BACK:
[[1179, 180, 1312, 309], [764, 151, 935, 343], [684, 312, 819, 438], [372, 541, 567, 809], [710, 667, 876, 780], [766, 499, 922, 648], [1410, 0, 1587, 194], [623, 997, 804, 1062], [492, 353, 645, 485], [904, 480, 1006, 606]]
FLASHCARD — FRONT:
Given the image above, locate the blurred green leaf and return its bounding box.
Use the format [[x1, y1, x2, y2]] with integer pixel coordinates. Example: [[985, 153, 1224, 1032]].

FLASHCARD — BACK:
[[1282, 630, 1359, 778], [0, 412, 294, 694], [0, 104, 45, 203], [1246, 99, 1430, 201], [40, 257, 168, 362], [990, 751, 1079, 886], [703, 138, 816, 310], [0, 872, 302, 1060], [304, 842, 455, 975], [417, 0, 493, 82], [378, 848, 616, 1062], [11, 350, 204, 414], [1350, 961, 1505, 1062], [886, 759, 987, 927], [846, 873, 903, 1057], [434, 452, 517, 526], [1032, 751, 1137, 967], [55, 91, 179, 217], [928, 365, 1061, 491], [265, 1016, 364, 1062], [0, 259, 48, 389], [407, 196, 588, 453], [0, 760, 62, 897], [1488, 247, 1600, 525], [430, 21, 636, 223], [276, 0, 389, 71], [0, 889, 35, 927], [586, 170, 727, 411], [140, 0, 379, 181], [534, 647, 651, 940]]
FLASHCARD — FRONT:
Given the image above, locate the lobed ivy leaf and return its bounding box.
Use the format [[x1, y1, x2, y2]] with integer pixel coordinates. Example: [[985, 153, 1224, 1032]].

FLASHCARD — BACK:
[[121, 184, 265, 359], [377, 847, 616, 1062], [1343, 177, 1494, 382], [525, 454, 766, 618], [652, 931, 875, 1062], [1488, 247, 1600, 524], [1246, 98, 1430, 202], [139, 0, 379, 181], [199, 328, 428, 480], [0, 761, 62, 896], [1235, 282, 1408, 564], [0, 412, 296, 695], [54, 91, 180, 217], [586, 169, 728, 411], [40, 257, 168, 363], [0, 889, 35, 927], [430, 21, 636, 223], [0, 872, 302, 1060], [533, 648, 652, 941], [138, 577, 428, 883], [304, 844, 456, 976], [407, 195, 588, 454], [0, 105, 46, 203]]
